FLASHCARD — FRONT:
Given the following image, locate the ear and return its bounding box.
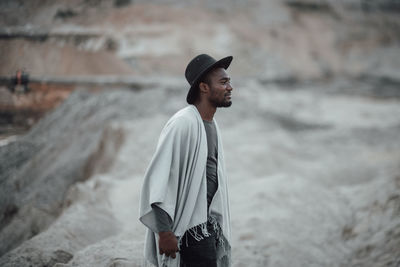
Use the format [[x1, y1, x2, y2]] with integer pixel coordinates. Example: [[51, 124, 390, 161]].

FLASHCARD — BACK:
[[198, 82, 209, 94]]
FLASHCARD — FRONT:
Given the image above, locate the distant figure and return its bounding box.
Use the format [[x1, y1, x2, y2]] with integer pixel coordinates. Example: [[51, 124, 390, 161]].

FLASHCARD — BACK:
[[10, 69, 30, 93], [139, 54, 234, 267]]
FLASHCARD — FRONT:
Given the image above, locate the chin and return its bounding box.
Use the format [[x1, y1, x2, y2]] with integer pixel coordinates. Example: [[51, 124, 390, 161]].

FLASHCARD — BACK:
[[218, 101, 232, 108]]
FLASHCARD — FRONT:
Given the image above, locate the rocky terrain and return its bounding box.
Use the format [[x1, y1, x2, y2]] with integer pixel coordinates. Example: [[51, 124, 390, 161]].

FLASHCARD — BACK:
[[1, 0, 400, 78], [0, 0, 399, 266], [1, 78, 399, 267], [1, 0, 400, 129]]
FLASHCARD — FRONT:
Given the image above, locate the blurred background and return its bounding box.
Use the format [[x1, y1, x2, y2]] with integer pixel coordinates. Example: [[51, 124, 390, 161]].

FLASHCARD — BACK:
[[0, 0, 399, 266]]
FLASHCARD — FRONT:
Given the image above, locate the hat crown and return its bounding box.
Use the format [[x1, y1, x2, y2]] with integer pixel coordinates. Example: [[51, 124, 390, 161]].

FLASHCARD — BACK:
[[185, 54, 217, 85]]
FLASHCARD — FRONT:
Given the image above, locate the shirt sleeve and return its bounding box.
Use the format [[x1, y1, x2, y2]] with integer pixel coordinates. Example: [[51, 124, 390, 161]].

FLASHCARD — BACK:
[[151, 204, 173, 233]]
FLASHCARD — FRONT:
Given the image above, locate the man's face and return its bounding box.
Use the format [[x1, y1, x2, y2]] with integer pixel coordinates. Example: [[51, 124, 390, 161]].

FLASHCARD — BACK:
[[205, 68, 233, 108]]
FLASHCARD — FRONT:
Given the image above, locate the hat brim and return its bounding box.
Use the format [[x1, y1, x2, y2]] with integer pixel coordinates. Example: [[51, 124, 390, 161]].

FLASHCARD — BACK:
[[186, 56, 233, 104]]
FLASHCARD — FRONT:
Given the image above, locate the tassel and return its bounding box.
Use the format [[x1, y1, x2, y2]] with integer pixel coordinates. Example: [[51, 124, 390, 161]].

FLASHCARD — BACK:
[[187, 221, 207, 241]]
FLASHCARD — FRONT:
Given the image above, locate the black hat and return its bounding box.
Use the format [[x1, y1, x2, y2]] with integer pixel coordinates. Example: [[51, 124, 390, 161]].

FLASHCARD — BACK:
[[185, 54, 233, 104]]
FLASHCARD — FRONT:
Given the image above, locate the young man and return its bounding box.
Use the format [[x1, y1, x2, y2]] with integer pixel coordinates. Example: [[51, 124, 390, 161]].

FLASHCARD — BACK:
[[139, 54, 233, 267]]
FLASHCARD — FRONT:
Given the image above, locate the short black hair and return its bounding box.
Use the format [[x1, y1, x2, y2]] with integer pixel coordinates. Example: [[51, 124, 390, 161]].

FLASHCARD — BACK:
[[200, 70, 213, 85], [192, 69, 215, 103]]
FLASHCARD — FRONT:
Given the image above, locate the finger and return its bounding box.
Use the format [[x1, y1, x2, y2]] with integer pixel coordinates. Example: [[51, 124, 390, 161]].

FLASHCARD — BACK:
[[171, 252, 176, 259], [159, 248, 164, 255]]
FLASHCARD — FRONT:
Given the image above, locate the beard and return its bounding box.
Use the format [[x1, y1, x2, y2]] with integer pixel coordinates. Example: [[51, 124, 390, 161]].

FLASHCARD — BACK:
[[210, 94, 232, 108], [218, 100, 232, 108]]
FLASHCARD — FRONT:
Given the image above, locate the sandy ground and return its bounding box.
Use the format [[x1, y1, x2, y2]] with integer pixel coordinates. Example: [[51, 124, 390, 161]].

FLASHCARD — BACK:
[[1, 77, 398, 266]]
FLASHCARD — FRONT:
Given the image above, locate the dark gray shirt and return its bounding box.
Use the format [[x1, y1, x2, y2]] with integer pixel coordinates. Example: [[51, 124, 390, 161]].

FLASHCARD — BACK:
[[152, 120, 219, 233], [203, 119, 219, 208]]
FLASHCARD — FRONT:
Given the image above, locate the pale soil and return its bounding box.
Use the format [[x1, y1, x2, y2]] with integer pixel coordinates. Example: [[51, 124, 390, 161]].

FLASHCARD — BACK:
[[1, 78, 399, 266]]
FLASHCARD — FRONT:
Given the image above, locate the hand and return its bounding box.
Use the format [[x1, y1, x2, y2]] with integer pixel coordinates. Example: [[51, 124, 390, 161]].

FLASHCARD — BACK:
[[158, 231, 179, 259]]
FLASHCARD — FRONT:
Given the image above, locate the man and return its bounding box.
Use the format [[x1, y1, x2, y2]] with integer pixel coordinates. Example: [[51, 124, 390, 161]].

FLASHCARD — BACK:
[[139, 54, 233, 267]]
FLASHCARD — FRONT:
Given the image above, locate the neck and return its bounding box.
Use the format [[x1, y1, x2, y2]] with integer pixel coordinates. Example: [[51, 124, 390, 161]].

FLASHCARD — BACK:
[[194, 101, 216, 121]]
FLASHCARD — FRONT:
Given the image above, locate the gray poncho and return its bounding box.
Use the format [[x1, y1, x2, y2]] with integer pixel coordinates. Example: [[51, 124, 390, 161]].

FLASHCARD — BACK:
[[139, 105, 231, 267]]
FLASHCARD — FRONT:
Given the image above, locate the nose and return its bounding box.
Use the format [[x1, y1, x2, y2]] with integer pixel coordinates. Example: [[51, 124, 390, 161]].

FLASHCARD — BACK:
[[227, 82, 233, 91]]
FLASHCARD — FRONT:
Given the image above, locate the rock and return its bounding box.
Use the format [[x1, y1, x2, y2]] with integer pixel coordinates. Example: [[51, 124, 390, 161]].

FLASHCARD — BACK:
[[0, 86, 177, 257]]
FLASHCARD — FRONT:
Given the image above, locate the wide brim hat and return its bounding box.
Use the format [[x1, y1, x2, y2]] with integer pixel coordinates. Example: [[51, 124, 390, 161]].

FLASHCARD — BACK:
[[185, 54, 233, 104]]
